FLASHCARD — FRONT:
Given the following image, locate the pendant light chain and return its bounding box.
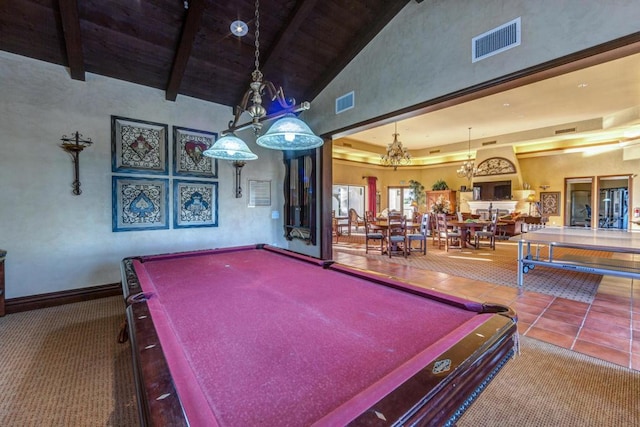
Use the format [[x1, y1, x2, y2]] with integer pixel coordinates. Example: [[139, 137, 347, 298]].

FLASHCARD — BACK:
[[253, 0, 262, 80]]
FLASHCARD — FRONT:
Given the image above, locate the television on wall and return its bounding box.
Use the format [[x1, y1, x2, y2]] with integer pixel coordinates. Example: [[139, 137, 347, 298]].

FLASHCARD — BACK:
[[472, 180, 512, 200]]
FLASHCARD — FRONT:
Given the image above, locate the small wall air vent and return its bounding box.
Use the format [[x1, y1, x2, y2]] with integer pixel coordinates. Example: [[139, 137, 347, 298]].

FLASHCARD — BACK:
[[472, 17, 521, 63], [482, 140, 497, 146], [429, 149, 440, 154], [335, 91, 355, 114], [555, 127, 576, 135]]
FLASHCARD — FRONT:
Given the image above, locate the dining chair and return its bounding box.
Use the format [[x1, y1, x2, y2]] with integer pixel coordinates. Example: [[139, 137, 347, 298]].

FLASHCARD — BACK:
[[386, 213, 407, 257], [474, 213, 498, 249], [407, 213, 428, 255], [331, 210, 339, 243], [364, 217, 384, 254], [436, 213, 462, 251], [348, 208, 365, 235]]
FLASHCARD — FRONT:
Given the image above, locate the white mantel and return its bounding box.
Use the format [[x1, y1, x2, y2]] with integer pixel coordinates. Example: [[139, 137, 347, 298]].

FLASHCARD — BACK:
[[467, 200, 518, 214]]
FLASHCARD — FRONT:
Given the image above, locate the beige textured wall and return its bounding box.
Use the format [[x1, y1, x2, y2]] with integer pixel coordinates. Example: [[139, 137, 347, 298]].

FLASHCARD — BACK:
[[308, 0, 639, 135], [0, 51, 288, 298]]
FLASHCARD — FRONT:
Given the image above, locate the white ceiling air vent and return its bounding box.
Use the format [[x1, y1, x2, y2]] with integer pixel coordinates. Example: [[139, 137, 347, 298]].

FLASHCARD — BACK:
[[335, 91, 355, 114], [472, 17, 521, 63]]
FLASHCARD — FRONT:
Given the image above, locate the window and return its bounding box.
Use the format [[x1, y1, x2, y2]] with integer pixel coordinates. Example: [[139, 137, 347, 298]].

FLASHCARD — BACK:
[[332, 185, 365, 217], [387, 186, 414, 217]]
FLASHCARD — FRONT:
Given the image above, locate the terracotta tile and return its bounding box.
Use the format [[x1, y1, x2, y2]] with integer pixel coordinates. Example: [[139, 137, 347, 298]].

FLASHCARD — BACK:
[[525, 327, 574, 349], [573, 340, 630, 368], [516, 311, 540, 326], [511, 301, 546, 316], [514, 294, 554, 309], [577, 328, 630, 352], [631, 352, 640, 371], [532, 317, 580, 336], [584, 310, 631, 329], [631, 337, 640, 354], [547, 298, 590, 316], [517, 321, 531, 335], [591, 297, 632, 312], [540, 310, 585, 326], [582, 317, 631, 340]]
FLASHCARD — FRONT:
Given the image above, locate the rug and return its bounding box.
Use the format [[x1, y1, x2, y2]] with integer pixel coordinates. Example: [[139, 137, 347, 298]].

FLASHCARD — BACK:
[[333, 235, 607, 303]]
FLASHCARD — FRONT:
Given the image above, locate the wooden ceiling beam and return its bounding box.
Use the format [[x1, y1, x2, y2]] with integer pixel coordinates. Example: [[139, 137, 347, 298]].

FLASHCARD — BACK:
[[58, 0, 85, 81], [166, 0, 206, 102]]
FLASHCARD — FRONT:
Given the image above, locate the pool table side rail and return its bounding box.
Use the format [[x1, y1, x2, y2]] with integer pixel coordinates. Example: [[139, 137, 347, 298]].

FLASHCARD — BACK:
[[121, 258, 189, 427]]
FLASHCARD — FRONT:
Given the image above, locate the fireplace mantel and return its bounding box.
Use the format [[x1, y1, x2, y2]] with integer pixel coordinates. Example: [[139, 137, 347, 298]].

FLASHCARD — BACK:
[[467, 200, 518, 214]]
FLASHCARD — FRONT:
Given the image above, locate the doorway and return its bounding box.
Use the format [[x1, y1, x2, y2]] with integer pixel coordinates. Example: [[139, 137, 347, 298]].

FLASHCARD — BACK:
[[387, 187, 413, 217], [565, 178, 593, 227], [597, 176, 630, 229]]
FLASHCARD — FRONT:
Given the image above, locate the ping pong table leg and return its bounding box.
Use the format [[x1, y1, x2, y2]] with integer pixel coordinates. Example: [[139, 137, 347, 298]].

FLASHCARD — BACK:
[[517, 240, 524, 292]]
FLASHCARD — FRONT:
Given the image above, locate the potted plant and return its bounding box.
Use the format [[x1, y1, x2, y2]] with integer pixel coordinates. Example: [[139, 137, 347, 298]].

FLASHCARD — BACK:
[[431, 179, 449, 191], [408, 180, 425, 208]]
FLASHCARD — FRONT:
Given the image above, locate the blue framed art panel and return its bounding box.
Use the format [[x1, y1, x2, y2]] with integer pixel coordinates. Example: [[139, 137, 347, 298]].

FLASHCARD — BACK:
[[111, 116, 168, 174], [173, 126, 218, 177], [173, 179, 218, 228], [112, 176, 170, 232]]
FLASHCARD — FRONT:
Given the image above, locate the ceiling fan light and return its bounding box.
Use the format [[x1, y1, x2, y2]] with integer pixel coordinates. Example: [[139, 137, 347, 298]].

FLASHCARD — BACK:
[[203, 134, 258, 160], [256, 115, 323, 150]]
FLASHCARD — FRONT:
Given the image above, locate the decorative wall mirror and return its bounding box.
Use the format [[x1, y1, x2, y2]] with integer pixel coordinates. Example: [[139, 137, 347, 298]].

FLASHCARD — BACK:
[[283, 149, 316, 244]]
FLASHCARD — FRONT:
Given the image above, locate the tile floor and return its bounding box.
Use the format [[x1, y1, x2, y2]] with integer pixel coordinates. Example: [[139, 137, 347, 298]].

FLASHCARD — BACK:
[[332, 249, 640, 371]]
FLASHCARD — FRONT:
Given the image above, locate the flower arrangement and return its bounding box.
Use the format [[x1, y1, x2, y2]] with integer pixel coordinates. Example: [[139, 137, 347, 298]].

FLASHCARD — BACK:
[[430, 194, 451, 214]]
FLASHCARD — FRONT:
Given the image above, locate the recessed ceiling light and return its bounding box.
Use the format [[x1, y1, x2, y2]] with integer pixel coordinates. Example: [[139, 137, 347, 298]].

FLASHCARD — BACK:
[[230, 20, 248, 37], [503, 103, 510, 107], [578, 83, 588, 88]]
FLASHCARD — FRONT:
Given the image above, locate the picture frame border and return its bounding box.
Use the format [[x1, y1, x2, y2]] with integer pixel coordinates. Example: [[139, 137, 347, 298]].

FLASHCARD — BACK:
[[112, 176, 170, 232], [111, 115, 168, 174], [173, 179, 219, 229], [172, 126, 218, 177], [540, 191, 561, 216]]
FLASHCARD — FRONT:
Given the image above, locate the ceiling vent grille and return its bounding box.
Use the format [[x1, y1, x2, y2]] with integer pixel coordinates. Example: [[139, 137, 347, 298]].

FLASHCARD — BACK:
[[555, 127, 576, 134], [335, 91, 355, 114], [472, 17, 521, 62], [429, 149, 440, 154], [482, 140, 497, 146]]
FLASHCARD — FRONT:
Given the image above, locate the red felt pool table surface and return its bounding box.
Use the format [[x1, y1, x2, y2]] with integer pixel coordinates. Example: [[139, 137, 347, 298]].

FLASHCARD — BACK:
[[121, 244, 517, 426]]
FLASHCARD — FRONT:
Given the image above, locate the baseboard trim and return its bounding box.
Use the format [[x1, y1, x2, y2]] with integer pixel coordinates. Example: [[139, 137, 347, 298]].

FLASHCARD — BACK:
[[5, 283, 122, 314]]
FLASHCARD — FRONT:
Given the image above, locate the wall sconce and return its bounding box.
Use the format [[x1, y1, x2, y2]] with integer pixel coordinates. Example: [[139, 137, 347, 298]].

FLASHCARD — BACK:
[[60, 131, 93, 195], [232, 160, 246, 198], [539, 185, 550, 190]]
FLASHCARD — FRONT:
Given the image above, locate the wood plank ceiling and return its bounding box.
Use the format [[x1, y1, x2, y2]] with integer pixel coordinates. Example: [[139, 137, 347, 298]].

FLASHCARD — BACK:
[[1, 0, 411, 112]]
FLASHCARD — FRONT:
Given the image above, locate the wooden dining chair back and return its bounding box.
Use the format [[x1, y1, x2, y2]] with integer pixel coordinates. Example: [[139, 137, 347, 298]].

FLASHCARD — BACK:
[[364, 217, 384, 254], [474, 213, 498, 249], [407, 213, 428, 255], [386, 214, 407, 257], [348, 208, 365, 235], [436, 213, 462, 251]]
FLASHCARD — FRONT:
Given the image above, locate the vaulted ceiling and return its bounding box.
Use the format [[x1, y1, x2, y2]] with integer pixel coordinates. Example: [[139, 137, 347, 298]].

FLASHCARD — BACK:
[[1, 0, 410, 110]]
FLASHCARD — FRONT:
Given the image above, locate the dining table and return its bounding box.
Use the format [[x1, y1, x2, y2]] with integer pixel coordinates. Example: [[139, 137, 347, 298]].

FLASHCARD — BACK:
[[448, 220, 492, 249]]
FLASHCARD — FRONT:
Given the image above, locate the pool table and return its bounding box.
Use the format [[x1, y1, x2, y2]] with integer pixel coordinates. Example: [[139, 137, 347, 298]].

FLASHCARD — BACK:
[[121, 244, 517, 427]]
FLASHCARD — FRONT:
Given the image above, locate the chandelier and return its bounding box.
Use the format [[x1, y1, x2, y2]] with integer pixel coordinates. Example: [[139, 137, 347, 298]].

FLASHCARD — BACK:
[[380, 122, 411, 170], [457, 127, 477, 181], [203, 0, 322, 161]]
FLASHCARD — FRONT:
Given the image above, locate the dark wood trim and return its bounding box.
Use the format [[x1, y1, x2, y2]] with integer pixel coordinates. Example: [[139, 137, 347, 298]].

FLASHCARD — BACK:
[[5, 283, 122, 314], [324, 32, 640, 139], [320, 138, 333, 260], [166, 0, 206, 101], [58, 0, 85, 81]]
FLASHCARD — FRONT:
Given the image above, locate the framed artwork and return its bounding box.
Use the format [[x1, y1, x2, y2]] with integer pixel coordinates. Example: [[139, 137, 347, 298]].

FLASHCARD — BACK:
[[112, 116, 168, 174], [173, 179, 218, 228], [173, 126, 218, 177], [540, 192, 561, 216], [112, 176, 169, 232]]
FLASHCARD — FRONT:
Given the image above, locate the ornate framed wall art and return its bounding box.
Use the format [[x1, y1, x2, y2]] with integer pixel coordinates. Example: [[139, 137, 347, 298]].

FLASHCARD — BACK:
[[111, 116, 168, 174], [540, 191, 561, 216], [112, 176, 169, 232], [173, 179, 218, 228], [173, 126, 218, 177]]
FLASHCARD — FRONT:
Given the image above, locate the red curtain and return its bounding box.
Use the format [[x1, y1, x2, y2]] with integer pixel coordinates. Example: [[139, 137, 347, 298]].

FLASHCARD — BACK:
[[367, 176, 377, 216]]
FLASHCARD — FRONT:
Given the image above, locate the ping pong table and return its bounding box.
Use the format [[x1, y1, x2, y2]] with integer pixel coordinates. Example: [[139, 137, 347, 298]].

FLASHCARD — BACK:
[[514, 227, 640, 291]]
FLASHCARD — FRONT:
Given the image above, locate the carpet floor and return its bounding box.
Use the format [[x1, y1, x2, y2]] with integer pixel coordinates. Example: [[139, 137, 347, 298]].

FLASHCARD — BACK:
[[1, 296, 639, 426], [334, 235, 608, 303]]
